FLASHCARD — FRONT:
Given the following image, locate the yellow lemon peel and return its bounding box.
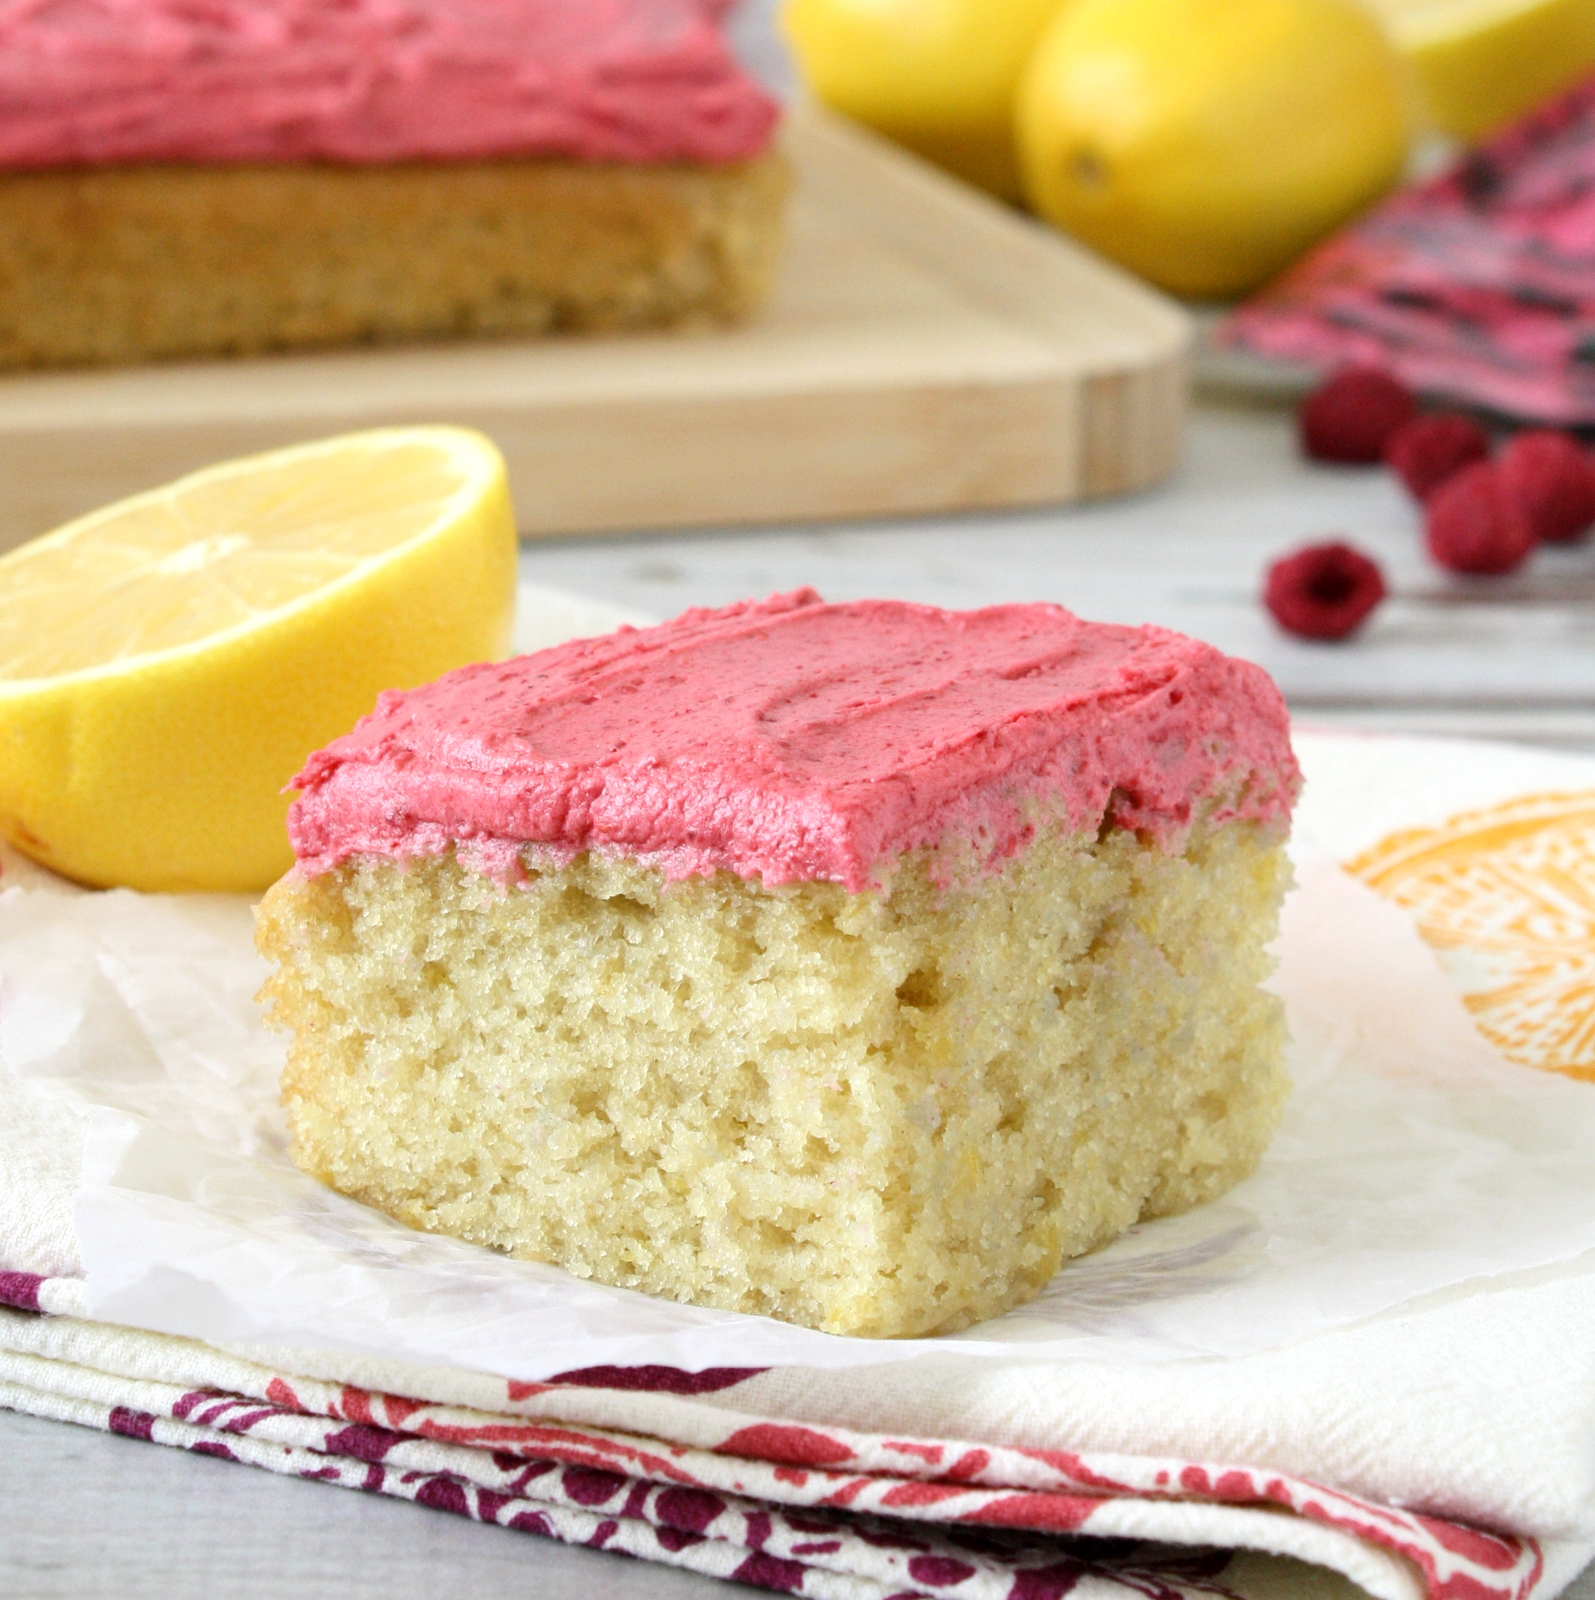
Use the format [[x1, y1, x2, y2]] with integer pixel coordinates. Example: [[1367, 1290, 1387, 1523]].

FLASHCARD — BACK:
[[0, 426, 518, 893], [1016, 0, 1411, 299], [1369, 0, 1595, 143], [782, 0, 1067, 200]]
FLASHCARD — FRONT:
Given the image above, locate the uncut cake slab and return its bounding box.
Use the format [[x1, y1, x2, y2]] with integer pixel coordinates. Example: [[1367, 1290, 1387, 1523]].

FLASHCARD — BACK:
[[0, 101, 1187, 552]]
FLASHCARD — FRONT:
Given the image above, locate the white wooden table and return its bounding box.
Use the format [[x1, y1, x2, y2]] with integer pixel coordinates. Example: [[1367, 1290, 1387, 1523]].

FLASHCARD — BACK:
[[4, 398, 1592, 1600], [518, 398, 1595, 753]]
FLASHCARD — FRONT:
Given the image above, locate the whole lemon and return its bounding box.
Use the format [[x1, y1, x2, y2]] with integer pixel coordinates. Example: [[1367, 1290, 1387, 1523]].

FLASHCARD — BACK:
[[1370, 0, 1595, 143], [1016, 0, 1411, 299], [782, 0, 1067, 200]]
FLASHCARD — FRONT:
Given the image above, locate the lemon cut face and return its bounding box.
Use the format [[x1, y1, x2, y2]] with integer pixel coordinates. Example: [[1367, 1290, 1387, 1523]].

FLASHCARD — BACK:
[[0, 427, 518, 894]]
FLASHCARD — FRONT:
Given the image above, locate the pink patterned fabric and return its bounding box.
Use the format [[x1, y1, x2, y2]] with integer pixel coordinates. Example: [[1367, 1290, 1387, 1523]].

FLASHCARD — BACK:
[[0, 1270, 1547, 1600], [1218, 74, 1595, 425], [0, 1271, 42, 1312]]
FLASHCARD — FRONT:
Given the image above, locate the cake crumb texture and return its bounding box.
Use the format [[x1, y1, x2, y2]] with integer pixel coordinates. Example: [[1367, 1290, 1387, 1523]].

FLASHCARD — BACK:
[[0, 152, 788, 371], [258, 814, 1290, 1339]]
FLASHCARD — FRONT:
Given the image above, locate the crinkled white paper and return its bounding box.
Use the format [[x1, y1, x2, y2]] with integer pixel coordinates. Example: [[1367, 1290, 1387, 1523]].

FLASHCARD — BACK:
[[7, 728, 1595, 1379]]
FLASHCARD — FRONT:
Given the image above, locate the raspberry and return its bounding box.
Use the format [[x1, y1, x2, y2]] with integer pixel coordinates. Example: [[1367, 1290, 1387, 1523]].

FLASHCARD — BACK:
[[1383, 412, 1489, 501], [1263, 541, 1387, 640], [1425, 461, 1537, 575], [1497, 430, 1595, 544], [1299, 366, 1418, 463]]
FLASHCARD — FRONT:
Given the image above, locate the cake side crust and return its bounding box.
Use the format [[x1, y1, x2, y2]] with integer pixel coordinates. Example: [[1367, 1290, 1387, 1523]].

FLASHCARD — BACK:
[[0, 152, 789, 371], [258, 811, 1292, 1339]]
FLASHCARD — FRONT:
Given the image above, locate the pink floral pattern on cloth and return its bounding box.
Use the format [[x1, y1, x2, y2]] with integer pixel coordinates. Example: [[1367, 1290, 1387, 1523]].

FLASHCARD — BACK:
[[0, 1273, 1544, 1600], [1217, 73, 1595, 425]]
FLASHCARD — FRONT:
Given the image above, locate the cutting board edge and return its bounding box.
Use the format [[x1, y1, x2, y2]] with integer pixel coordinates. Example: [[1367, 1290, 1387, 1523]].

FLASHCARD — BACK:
[[0, 106, 1192, 550]]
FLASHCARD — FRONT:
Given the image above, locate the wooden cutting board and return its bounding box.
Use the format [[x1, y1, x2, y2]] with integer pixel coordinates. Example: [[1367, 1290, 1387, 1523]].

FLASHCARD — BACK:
[[0, 104, 1189, 550]]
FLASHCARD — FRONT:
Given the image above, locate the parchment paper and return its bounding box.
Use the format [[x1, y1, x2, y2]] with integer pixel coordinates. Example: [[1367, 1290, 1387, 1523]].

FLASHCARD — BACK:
[[7, 732, 1595, 1377]]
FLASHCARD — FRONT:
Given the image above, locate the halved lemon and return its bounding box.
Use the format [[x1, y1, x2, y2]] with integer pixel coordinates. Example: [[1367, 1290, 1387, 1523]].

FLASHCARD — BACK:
[[0, 426, 518, 894], [1368, 0, 1595, 142]]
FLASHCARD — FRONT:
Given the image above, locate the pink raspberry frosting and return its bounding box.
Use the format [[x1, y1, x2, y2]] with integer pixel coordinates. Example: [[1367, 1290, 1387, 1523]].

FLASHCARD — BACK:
[[288, 590, 1299, 893], [0, 0, 778, 168]]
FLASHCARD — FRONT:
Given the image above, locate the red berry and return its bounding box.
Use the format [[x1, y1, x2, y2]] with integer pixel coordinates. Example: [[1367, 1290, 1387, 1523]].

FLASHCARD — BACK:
[[1264, 541, 1387, 640], [1497, 430, 1595, 544], [1425, 461, 1537, 575], [1383, 412, 1490, 501], [1299, 366, 1418, 463]]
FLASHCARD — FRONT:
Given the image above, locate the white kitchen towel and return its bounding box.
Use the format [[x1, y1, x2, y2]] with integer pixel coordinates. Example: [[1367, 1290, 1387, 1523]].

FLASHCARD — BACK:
[[4, 584, 1595, 1600], [3, 1294, 1583, 1600]]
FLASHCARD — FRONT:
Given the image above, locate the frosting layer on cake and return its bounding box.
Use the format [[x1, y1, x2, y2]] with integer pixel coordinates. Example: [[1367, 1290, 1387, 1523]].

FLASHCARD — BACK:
[[0, 0, 777, 168], [288, 590, 1299, 891]]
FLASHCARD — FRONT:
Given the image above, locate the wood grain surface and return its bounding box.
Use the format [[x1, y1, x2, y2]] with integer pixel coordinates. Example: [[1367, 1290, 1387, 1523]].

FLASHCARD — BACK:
[[0, 105, 1188, 553], [516, 403, 1595, 756]]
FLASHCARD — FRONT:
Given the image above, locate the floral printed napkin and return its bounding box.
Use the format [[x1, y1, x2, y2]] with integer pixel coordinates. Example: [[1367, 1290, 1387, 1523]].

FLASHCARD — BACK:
[[0, 1280, 1557, 1600]]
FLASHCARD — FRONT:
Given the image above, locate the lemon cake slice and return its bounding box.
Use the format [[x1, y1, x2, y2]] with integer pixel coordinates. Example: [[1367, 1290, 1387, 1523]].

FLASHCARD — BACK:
[[0, 0, 785, 369], [257, 590, 1300, 1338]]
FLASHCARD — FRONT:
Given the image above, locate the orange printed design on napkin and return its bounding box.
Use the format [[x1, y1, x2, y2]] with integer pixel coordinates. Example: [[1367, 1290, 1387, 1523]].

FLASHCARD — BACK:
[[1348, 792, 1595, 1082]]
